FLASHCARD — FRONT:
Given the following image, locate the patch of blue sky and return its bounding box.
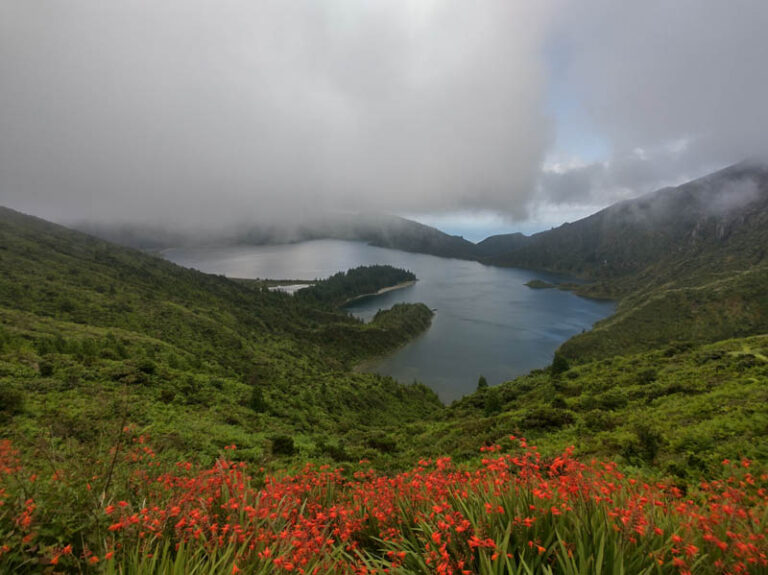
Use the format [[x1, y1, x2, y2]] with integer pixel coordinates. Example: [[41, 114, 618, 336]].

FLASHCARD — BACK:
[[543, 38, 610, 166]]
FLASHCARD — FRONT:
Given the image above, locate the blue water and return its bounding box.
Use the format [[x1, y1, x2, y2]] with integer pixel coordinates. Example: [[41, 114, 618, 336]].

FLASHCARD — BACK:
[[163, 240, 615, 402]]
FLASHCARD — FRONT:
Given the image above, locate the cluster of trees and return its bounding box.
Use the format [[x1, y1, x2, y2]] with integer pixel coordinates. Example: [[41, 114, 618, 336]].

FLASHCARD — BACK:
[[296, 265, 415, 307]]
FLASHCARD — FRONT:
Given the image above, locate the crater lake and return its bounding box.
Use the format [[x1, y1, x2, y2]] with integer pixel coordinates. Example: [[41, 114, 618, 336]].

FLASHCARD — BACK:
[[162, 240, 615, 402]]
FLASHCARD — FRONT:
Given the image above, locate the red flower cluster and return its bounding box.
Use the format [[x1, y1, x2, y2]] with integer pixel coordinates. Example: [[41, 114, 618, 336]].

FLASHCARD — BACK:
[[0, 436, 766, 573]]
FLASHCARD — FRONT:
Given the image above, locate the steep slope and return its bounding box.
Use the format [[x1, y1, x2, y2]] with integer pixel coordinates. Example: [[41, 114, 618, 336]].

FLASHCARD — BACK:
[[559, 263, 768, 360], [476, 162, 768, 360], [0, 207, 441, 464], [485, 161, 768, 286], [420, 334, 768, 474], [475, 231, 529, 258]]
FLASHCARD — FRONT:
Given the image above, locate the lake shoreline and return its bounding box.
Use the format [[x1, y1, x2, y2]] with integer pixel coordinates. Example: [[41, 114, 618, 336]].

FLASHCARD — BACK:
[[163, 240, 616, 402], [343, 280, 417, 305]]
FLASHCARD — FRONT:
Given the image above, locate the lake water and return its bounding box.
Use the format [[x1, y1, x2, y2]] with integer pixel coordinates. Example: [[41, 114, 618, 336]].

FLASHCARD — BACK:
[[163, 240, 615, 402]]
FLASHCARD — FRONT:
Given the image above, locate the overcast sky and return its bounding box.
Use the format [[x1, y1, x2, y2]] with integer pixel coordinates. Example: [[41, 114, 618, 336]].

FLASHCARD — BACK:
[[1, 0, 767, 239]]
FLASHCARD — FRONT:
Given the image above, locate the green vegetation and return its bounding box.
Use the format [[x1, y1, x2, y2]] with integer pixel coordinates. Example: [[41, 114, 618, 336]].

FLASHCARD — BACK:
[[1, 184, 767, 573], [1, 197, 765, 474], [2, 435, 764, 574], [484, 163, 768, 284], [0, 207, 438, 469], [524, 279, 555, 289], [560, 264, 768, 361], [296, 264, 415, 307], [412, 335, 768, 475]]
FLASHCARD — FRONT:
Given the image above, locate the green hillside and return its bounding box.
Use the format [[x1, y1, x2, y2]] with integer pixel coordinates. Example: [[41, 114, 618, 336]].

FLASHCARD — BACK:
[[2, 202, 765, 475], [559, 263, 768, 361], [473, 163, 768, 363], [417, 335, 768, 475], [483, 162, 768, 284], [0, 201, 767, 573], [0, 207, 439, 466]]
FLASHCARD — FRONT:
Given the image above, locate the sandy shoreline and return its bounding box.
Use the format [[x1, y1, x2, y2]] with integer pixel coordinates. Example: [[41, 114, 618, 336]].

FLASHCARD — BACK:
[[343, 280, 416, 305]]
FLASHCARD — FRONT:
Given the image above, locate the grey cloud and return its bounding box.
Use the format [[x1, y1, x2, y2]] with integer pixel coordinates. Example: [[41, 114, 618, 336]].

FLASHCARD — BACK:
[[537, 144, 698, 207], [3, 0, 768, 232], [706, 178, 760, 216], [532, 0, 768, 218], [545, 0, 768, 193], [0, 0, 554, 228], [538, 163, 604, 205]]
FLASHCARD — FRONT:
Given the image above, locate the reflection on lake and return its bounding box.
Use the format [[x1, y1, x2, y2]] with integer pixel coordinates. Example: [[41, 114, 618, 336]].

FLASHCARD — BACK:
[[163, 240, 615, 402]]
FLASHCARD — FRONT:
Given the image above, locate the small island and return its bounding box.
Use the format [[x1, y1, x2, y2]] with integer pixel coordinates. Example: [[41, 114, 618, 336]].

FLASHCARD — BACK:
[[296, 265, 417, 307], [525, 279, 556, 289]]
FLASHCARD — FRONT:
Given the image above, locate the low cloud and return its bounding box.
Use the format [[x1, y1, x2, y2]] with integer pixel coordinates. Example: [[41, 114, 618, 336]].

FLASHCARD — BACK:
[[0, 0, 553, 228], [2, 1, 767, 233], [537, 143, 709, 208]]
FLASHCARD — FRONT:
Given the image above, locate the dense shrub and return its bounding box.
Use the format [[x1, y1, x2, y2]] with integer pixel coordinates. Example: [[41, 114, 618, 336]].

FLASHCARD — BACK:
[[319, 441, 351, 462], [636, 368, 658, 385], [595, 388, 629, 410], [248, 386, 267, 413], [551, 352, 570, 376], [483, 388, 502, 416], [0, 383, 23, 421], [550, 395, 568, 410], [581, 409, 617, 431], [38, 360, 54, 377], [521, 407, 574, 430], [271, 435, 296, 456], [366, 433, 398, 454], [622, 424, 665, 465]]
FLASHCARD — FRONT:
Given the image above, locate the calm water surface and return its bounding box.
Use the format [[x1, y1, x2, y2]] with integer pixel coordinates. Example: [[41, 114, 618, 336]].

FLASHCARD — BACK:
[[163, 241, 615, 402]]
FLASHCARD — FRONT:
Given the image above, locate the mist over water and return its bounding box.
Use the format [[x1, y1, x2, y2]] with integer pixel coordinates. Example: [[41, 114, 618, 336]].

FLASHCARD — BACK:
[[163, 240, 615, 402]]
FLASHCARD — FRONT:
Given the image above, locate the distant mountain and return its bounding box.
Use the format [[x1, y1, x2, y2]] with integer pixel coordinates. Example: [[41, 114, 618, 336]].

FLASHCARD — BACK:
[[477, 161, 768, 362], [475, 232, 529, 258], [483, 161, 768, 288], [77, 212, 478, 260], [267, 212, 478, 260]]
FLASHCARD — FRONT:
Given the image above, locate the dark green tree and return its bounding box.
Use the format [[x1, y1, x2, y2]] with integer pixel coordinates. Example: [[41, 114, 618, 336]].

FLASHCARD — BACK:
[[551, 352, 570, 376], [483, 388, 502, 416], [249, 386, 267, 413], [271, 435, 296, 456]]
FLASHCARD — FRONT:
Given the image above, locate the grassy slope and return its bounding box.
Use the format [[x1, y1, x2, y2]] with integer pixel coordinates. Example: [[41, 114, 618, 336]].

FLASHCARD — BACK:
[[559, 263, 768, 361], [478, 163, 768, 361], [0, 207, 440, 467], [1, 203, 766, 476], [416, 335, 768, 476]]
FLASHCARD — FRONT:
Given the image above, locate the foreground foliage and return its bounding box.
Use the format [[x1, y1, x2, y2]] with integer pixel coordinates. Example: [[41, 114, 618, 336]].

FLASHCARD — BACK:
[[418, 336, 768, 477], [1, 436, 765, 574]]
